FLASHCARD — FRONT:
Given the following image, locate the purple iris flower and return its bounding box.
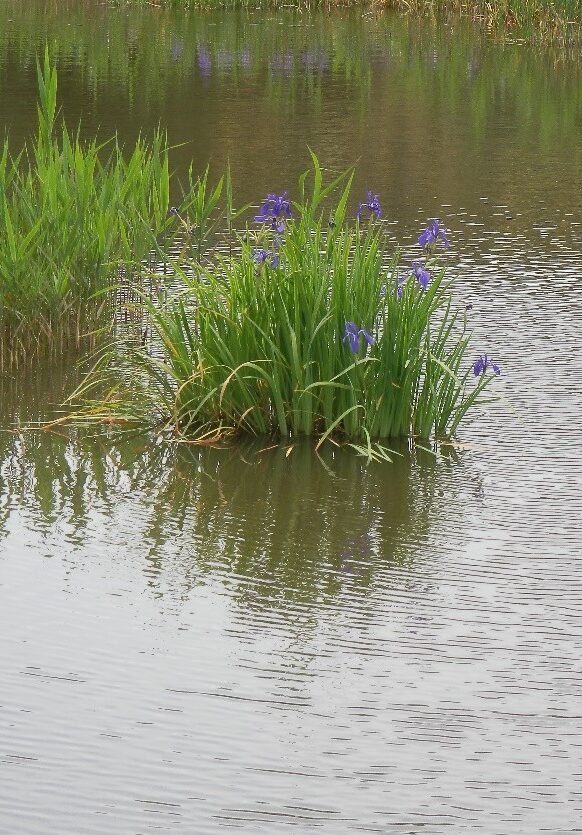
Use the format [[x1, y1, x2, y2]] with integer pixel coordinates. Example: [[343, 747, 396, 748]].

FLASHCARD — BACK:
[[411, 260, 431, 290], [252, 248, 269, 264], [342, 321, 375, 354], [253, 248, 279, 268], [472, 354, 501, 376], [396, 261, 431, 298], [418, 219, 450, 250], [254, 192, 292, 225], [356, 191, 382, 221]]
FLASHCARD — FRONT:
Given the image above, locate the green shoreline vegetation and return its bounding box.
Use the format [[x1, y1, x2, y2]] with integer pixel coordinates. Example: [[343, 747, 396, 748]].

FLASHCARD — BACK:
[[119, 0, 581, 44], [2, 61, 502, 451], [0, 53, 203, 366]]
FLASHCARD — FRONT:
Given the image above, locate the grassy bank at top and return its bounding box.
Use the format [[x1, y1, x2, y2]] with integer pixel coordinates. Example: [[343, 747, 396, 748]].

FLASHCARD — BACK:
[[119, 0, 581, 43]]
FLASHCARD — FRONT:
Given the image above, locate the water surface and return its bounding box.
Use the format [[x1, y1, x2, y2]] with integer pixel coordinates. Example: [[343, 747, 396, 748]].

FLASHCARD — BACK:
[[1, 3, 582, 833]]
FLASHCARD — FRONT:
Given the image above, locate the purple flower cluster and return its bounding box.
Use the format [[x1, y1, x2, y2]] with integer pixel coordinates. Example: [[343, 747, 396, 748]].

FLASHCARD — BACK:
[[473, 355, 501, 376], [251, 191, 292, 270], [418, 219, 449, 251], [411, 260, 431, 290], [397, 260, 432, 298], [252, 248, 279, 269], [342, 321, 375, 354], [356, 192, 382, 221], [255, 192, 292, 232]]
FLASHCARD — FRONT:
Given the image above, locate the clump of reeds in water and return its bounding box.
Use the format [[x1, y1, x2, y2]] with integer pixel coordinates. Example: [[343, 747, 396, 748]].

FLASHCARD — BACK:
[[0, 51, 180, 368], [73, 155, 501, 455]]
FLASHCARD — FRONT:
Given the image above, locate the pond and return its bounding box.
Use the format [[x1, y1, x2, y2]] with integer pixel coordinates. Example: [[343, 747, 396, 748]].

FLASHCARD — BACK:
[[1, 2, 582, 832]]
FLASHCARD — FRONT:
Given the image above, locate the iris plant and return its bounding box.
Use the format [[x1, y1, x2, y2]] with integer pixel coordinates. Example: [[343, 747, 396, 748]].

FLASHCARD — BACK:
[[396, 276, 406, 300], [473, 355, 501, 376], [81, 155, 504, 447], [253, 248, 279, 268], [397, 261, 432, 298], [412, 260, 431, 290], [343, 321, 375, 354], [356, 192, 382, 221], [255, 192, 292, 231], [418, 219, 449, 250]]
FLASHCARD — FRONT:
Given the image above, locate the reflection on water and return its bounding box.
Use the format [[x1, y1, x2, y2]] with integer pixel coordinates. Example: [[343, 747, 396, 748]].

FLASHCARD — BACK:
[[2, 366, 582, 832], [0, 399, 463, 615], [1, 3, 582, 833], [1, 2, 581, 217]]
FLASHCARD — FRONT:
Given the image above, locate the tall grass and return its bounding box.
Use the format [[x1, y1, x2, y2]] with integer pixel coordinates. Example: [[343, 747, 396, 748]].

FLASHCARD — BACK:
[[402, 0, 581, 40], [121, 0, 581, 42], [0, 52, 180, 365], [73, 155, 500, 451]]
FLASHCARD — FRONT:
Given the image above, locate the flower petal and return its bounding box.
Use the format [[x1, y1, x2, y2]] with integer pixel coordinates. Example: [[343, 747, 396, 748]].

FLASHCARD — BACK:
[[360, 328, 375, 347], [418, 227, 434, 248], [472, 356, 484, 376]]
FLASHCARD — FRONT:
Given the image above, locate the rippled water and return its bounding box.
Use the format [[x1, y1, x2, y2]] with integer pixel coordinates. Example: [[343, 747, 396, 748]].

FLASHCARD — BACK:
[[1, 2, 582, 833]]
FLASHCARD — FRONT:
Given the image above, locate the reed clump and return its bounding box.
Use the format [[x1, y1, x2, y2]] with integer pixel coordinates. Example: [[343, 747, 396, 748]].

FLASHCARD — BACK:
[[0, 52, 177, 367], [72, 155, 501, 453]]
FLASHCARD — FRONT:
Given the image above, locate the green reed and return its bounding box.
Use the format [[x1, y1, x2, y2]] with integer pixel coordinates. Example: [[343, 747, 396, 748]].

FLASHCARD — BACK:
[[73, 155, 499, 451], [0, 51, 180, 365]]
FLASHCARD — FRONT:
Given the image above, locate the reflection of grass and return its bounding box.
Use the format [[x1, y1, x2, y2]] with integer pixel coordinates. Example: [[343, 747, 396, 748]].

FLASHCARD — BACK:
[[0, 349, 469, 617], [0, 407, 457, 614], [401, 0, 581, 43], [1, 5, 580, 158], [120, 0, 581, 43]]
